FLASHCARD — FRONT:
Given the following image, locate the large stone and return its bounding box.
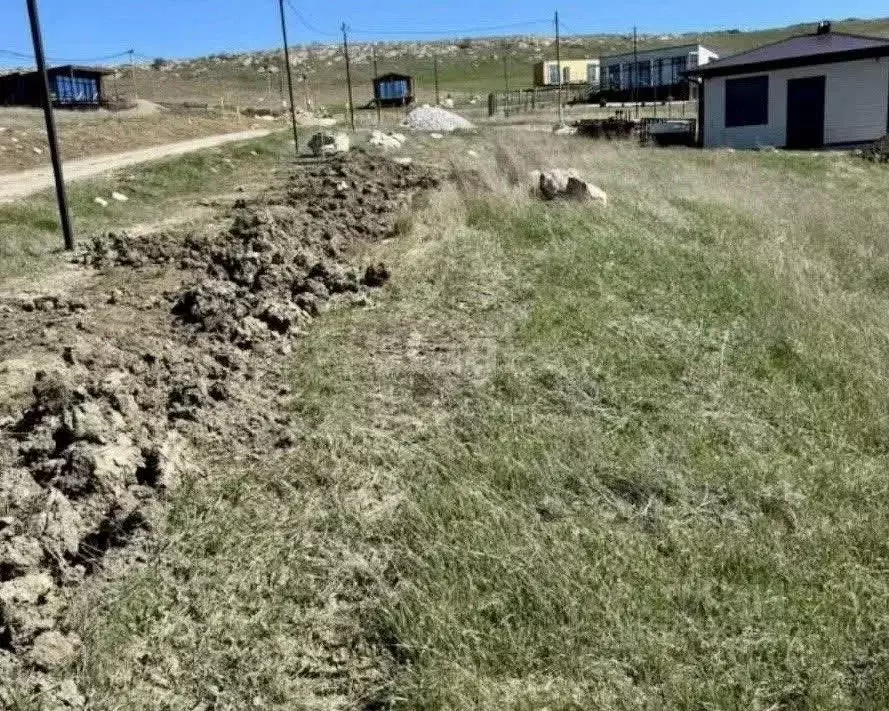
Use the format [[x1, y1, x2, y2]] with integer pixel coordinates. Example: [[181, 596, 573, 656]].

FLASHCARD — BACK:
[[27, 630, 80, 671], [369, 130, 404, 149], [538, 169, 607, 205]]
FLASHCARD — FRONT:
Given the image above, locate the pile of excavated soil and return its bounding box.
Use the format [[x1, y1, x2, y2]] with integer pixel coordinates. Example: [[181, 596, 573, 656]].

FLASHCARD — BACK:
[[0, 151, 440, 706]]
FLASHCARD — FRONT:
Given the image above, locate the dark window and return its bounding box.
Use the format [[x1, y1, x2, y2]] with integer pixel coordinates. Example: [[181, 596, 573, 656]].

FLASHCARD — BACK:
[[607, 64, 621, 90], [671, 56, 687, 84], [634, 61, 651, 87], [725, 75, 769, 127], [548, 64, 559, 84]]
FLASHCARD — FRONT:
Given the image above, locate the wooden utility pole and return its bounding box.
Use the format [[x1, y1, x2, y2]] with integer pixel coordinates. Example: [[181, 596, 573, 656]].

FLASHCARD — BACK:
[[555, 10, 563, 125], [278, 0, 300, 155], [434, 54, 440, 106], [26, 0, 74, 250], [342, 23, 355, 130], [372, 44, 381, 123], [503, 52, 510, 117], [128, 48, 137, 98]]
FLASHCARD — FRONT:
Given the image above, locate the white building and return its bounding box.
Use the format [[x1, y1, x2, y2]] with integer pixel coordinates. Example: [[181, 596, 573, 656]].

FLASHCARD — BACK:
[[599, 44, 718, 102], [689, 23, 889, 149]]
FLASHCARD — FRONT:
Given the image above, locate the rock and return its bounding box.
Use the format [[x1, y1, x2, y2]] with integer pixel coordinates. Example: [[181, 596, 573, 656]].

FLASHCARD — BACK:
[[0, 536, 44, 576], [553, 124, 578, 136], [27, 630, 80, 671], [28, 490, 84, 558], [32, 146, 43, 154], [49, 679, 87, 709], [93, 197, 109, 208], [307, 132, 350, 156], [91, 438, 143, 491], [538, 169, 607, 205], [369, 130, 404, 149], [111, 191, 128, 202], [393, 157, 413, 166], [429, 133, 444, 140], [467, 149, 480, 158], [441, 97, 455, 109], [67, 400, 115, 443], [0, 572, 54, 607]]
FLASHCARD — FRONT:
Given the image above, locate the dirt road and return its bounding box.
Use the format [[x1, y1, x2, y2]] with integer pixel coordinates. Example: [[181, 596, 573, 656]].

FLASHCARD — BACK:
[[0, 128, 272, 203]]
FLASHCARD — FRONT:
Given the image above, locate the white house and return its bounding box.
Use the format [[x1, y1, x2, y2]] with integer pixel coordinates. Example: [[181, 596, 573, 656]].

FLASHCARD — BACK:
[[599, 44, 719, 102], [688, 22, 889, 149]]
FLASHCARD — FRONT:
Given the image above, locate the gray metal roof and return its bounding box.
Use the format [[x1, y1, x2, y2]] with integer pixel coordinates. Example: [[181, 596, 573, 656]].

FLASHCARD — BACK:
[[689, 31, 889, 76]]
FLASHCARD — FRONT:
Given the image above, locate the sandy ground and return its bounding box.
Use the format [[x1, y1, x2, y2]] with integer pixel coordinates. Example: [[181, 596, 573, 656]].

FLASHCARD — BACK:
[[0, 129, 273, 202]]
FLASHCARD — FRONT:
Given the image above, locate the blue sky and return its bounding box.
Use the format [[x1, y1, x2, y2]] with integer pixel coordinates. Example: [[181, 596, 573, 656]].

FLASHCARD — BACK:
[[1, 0, 886, 67]]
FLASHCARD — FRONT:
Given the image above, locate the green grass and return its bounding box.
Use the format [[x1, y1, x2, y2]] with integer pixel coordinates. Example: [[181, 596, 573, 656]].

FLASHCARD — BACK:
[[0, 132, 289, 280], [52, 135, 889, 709]]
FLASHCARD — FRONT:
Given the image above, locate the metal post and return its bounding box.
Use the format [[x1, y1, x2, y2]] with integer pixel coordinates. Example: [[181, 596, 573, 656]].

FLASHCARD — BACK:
[[373, 44, 381, 124], [278, 0, 300, 155], [434, 54, 440, 106], [555, 11, 563, 125], [26, 0, 74, 251], [633, 26, 639, 118], [503, 53, 510, 117], [342, 23, 355, 131]]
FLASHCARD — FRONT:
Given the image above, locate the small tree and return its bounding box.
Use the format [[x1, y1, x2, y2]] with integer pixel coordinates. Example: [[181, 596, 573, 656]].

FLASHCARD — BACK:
[[151, 57, 168, 71]]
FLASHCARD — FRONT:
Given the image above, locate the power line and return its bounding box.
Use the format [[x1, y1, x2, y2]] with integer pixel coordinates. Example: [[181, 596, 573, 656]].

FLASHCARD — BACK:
[[279, 5, 551, 40], [0, 48, 132, 63], [283, 0, 338, 38]]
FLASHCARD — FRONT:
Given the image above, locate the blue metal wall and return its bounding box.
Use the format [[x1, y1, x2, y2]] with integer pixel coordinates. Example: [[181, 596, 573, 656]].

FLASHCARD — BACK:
[[376, 78, 409, 101], [53, 75, 100, 105]]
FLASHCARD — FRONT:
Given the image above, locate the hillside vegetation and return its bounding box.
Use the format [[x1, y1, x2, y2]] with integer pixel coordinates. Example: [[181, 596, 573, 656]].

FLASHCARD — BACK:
[[101, 16, 889, 108]]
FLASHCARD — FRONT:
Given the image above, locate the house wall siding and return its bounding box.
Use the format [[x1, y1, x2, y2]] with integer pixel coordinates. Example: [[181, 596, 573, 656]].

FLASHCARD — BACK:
[[534, 59, 600, 86], [703, 57, 889, 147]]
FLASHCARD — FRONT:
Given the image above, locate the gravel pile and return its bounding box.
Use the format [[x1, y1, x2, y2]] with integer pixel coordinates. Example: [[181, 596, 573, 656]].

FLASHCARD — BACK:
[[405, 105, 474, 133]]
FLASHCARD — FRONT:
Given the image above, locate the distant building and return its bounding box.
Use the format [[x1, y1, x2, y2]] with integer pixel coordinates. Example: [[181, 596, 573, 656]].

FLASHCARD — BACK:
[[534, 59, 600, 87], [373, 72, 414, 107], [688, 22, 889, 149], [598, 44, 718, 102], [0, 65, 111, 108]]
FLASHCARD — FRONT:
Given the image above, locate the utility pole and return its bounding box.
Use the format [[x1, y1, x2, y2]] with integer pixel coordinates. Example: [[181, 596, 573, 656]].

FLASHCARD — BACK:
[[278, 0, 300, 155], [372, 44, 381, 123], [128, 48, 136, 98], [555, 10, 563, 125], [503, 51, 510, 117], [342, 23, 355, 130], [633, 25, 639, 118], [434, 54, 440, 106], [26, 0, 74, 250]]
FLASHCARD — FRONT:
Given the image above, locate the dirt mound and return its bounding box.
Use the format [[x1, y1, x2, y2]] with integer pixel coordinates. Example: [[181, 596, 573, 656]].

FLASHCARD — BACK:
[[84, 155, 438, 348], [1, 152, 440, 704]]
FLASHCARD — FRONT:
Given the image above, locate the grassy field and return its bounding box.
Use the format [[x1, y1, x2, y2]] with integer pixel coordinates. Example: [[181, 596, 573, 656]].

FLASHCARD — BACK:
[[44, 130, 889, 710], [0, 130, 292, 280], [0, 105, 269, 174]]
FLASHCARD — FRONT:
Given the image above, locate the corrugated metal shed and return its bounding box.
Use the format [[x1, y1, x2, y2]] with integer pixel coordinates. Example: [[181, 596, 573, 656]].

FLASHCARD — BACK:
[[373, 73, 413, 107]]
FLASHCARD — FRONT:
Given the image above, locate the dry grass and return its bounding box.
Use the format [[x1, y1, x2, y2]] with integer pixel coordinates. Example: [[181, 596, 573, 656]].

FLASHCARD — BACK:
[[0, 106, 271, 174], [15, 130, 889, 709]]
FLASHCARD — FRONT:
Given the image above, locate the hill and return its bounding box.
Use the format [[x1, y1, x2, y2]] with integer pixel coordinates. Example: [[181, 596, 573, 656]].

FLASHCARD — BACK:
[[106, 15, 889, 111]]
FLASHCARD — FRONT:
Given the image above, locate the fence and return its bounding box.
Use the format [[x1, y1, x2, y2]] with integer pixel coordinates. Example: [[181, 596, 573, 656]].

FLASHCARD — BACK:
[[487, 85, 588, 118]]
